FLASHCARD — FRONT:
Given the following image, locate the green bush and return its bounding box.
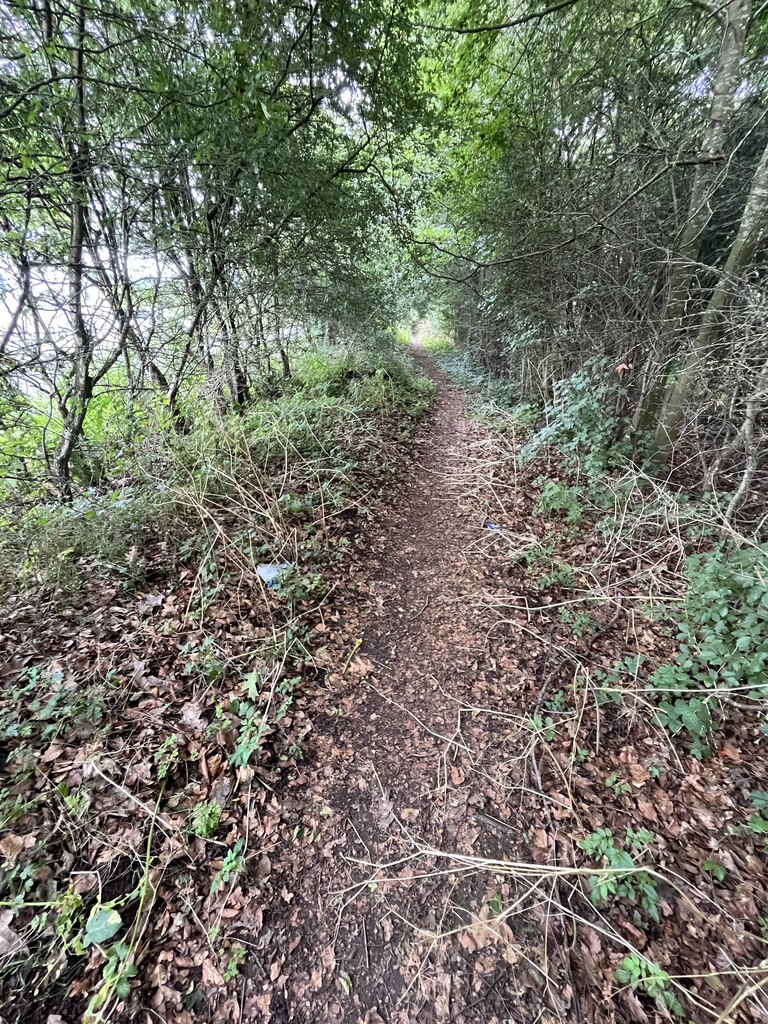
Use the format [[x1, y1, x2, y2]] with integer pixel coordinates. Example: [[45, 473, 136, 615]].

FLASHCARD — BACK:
[[648, 544, 768, 757], [427, 344, 522, 409], [521, 361, 626, 475], [420, 331, 454, 354], [293, 350, 356, 394], [538, 480, 584, 525], [0, 346, 433, 598], [0, 486, 178, 594]]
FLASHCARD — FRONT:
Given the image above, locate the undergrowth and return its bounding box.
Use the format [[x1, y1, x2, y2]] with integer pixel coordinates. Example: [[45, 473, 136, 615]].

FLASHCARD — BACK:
[[423, 325, 768, 1021], [1, 346, 432, 596], [0, 344, 433, 1021]]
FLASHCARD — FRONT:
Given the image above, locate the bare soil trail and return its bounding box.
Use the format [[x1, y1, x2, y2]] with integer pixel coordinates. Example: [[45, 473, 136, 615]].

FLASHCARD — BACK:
[[256, 349, 547, 1024]]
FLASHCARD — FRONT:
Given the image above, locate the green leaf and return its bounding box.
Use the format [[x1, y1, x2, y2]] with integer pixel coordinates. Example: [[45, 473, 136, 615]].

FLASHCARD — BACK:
[[83, 906, 122, 946], [703, 859, 726, 882], [337, 969, 353, 995]]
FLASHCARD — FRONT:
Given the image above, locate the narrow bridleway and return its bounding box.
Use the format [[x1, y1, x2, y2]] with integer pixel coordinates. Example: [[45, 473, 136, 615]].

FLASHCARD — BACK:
[[252, 350, 544, 1024]]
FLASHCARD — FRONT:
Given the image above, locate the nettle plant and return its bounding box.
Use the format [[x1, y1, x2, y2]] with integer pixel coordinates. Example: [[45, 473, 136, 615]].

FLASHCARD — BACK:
[[616, 954, 684, 1018], [648, 545, 768, 758], [578, 826, 660, 923], [537, 479, 584, 525]]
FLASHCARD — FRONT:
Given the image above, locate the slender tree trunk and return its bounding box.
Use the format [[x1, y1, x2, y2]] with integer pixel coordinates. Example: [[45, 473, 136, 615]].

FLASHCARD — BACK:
[[726, 355, 768, 521], [269, 240, 291, 379], [51, 1, 90, 498], [662, 0, 751, 330], [655, 137, 768, 455], [637, 0, 751, 438]]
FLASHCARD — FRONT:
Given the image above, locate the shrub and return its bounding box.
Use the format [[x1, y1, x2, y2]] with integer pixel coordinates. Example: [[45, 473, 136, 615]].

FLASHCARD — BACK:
[[648, 544, 768, 757], [0, 346, 433, 599], [521, 360, 627, 475], [577, 826, 660, 923]]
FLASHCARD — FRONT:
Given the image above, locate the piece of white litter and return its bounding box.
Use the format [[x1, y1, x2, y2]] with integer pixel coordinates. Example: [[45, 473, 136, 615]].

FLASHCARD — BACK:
[[257, 562, 293, 587]]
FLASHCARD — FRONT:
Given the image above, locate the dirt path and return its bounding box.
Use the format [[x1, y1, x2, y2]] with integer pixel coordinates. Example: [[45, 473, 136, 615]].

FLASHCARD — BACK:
[[257, 350, 544, 1024]]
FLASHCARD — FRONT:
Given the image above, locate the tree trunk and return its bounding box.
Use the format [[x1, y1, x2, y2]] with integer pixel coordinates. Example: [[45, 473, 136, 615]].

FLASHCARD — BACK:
[[639, 0, 752, 441], [655, 137, 768, 455], [662, 0, 751, 331], [52, 1, 90, 499]]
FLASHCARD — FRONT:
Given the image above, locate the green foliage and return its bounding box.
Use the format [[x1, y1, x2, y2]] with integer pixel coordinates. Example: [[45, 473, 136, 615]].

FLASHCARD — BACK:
[[748, 791, 768, 844], [153, 734, 183, 780], [227, 669, 300, 770], [526, 713, 556, 742], [83, 906, 123, 947], [535, 558, 575, 591], [418, 324, 522, 409], [508, 403, 540, 428], [1, 348, 432, 598], [591, 655, 645, 706], [419, 330, 455, 354], [1, 485, 178, 596], [703, 859, 727, 882], [211, 839, 245, 894], [293, 347, 433, 413], [190, 800, 223, 839], [222, 944, 246, 981], [538, 480, 584, 525], [0, 664, 108, 767], [648, 545, 768, 756], [544, 688, 566, 712], [521, 363, 626, 476], [86, 940, 138, 1021], [578, 826, 660, 923], [604, 772, 631, 796], [0, 388, 52, 507], [615, 954, 684, 1017]]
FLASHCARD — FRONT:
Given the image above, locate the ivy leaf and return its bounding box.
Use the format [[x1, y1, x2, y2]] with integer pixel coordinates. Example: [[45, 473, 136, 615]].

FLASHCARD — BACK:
[[83, 906, 122, 946], [748, 814, 768, 835]]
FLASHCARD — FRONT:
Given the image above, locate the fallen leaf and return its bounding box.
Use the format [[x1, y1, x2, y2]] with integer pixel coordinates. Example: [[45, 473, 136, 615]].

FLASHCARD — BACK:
[[348, 655, 374, 677], [201, 958, 225, 987], [0, 833, 33, 866], [0, 919, 23, 956], [373, 790, 395, 830]]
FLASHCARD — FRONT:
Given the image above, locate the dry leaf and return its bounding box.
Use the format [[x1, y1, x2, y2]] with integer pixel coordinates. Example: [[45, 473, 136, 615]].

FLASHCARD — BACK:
[[201, 958, 225, 987], [321, 945, 336, 972], [0, 833, 32, 866], [0, 918, 23, 957], [373, 790, 395, 829], [348, 655, 374, 676]]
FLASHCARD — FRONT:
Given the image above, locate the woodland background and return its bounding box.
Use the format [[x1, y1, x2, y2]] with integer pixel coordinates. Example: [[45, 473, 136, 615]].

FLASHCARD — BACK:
[[1, 1, 768, 1022]]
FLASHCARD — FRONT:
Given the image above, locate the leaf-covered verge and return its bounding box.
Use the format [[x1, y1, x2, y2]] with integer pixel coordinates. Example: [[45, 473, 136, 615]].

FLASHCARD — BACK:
[[0, 345, 433, 1024], [424, 335, 768, 1022]]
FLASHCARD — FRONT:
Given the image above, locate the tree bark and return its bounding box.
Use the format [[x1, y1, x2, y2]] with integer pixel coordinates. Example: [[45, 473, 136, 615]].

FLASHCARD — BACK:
[[637, 0, 752, 439], [655, 137, 768, 455], [662, 0, 751, 331], [51, 1, 90, 498]]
